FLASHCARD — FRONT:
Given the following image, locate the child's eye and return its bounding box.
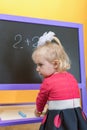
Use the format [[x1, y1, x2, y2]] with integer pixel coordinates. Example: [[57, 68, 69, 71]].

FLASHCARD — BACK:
[[38, 63, 43, 66]]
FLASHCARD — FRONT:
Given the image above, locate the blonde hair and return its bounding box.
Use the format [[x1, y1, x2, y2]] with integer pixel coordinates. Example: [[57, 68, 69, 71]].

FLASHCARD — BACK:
[[32, 36, 71, 72]]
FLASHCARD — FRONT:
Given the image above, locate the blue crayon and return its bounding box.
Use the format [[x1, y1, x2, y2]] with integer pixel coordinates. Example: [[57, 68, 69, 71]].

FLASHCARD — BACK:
[[18, 111, 27, 117]]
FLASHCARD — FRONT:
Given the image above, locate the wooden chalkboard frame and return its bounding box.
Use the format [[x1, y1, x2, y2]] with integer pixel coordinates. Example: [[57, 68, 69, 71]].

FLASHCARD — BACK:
[[0, 14, 87, 115]]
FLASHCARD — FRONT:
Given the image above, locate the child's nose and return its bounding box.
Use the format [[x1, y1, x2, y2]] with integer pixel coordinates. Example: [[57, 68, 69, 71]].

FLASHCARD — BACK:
[[36, 66, 39, 72]]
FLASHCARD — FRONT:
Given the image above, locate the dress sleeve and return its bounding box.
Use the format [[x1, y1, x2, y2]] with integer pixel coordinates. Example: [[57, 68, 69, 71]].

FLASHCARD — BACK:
[[36, 80, 49, 112]]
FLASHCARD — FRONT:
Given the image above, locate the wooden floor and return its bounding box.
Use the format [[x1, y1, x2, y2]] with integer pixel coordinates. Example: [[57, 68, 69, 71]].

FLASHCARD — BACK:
[[0, 123, 41, 130]]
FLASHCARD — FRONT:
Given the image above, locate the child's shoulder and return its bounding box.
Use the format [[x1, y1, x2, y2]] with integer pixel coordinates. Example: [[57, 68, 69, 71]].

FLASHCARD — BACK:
[[45, 71, 77, 82], [44, 71, 67, 82], [44, 71, 77, 83]]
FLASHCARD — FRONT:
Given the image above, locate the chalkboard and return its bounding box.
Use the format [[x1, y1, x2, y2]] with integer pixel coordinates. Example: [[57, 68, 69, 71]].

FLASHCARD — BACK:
[[0, 14, 86, 89], [0, 14, 87, 118]]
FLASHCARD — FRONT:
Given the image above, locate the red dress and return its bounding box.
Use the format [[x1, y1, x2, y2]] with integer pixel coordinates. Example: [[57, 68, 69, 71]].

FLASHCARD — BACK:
[[36, 72, 87, 130]]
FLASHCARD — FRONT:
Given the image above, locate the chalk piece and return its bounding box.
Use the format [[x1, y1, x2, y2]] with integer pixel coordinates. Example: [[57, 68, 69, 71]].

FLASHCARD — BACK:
[[18, 111, 27, 118]]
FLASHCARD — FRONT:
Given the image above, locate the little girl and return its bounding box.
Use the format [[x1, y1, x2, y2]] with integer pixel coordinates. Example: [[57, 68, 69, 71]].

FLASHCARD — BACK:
[[32, 31, 87, 130]]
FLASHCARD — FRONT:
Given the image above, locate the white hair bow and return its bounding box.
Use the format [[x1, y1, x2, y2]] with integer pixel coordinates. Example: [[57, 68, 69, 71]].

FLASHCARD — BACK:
[[37, 31, 55, 47]]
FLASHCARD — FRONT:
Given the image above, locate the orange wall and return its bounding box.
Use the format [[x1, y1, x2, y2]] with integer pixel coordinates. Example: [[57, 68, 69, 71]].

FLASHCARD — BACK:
[[0, 0, 87, 103]]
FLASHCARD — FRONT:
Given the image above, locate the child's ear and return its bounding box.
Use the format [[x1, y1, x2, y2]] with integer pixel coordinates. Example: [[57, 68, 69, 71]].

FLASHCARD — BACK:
[[52, 60, 59, 69]]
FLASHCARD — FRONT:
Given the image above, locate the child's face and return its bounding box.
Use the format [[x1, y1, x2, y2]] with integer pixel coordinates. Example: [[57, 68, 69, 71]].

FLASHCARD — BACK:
[[35, 56, 56, 78]]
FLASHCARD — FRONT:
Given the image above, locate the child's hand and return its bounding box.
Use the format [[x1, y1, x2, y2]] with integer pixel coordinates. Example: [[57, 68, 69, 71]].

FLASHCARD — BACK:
[[34, 109, 42, 117]]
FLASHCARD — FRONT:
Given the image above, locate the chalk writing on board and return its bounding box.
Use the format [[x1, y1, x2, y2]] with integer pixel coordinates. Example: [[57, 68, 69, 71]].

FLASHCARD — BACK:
[[12, 34, 39, 49]]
